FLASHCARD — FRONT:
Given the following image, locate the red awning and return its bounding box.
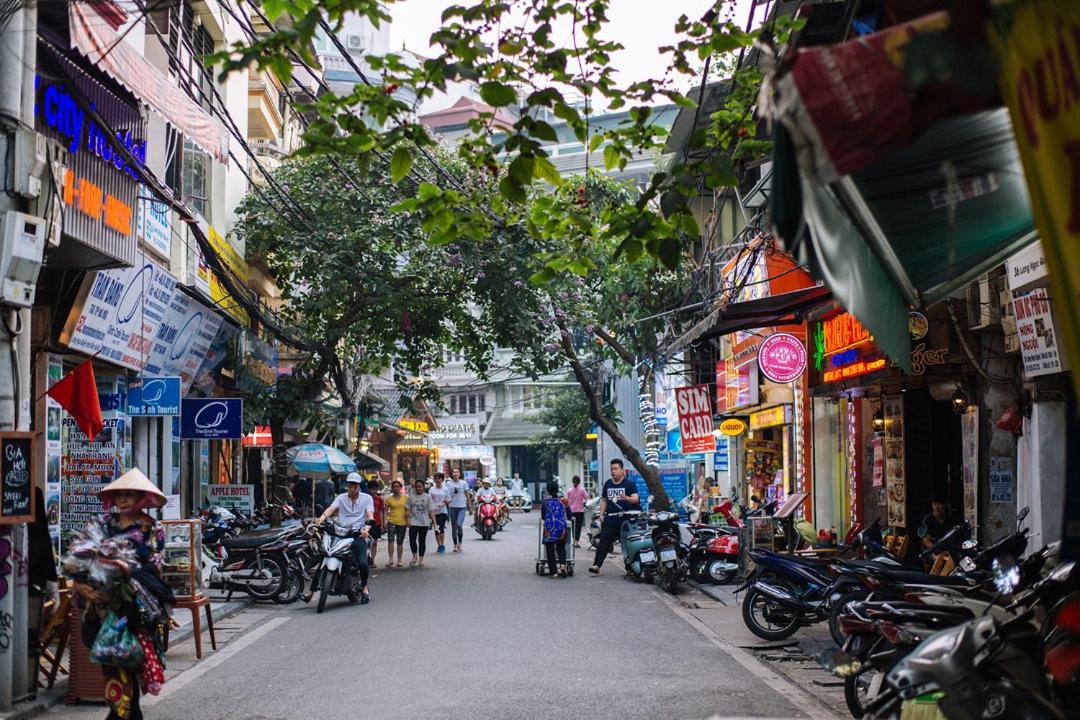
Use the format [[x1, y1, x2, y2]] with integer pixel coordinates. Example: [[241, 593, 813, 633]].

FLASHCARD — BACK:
[[668, 285, 833, 353], [68, 2, 230, 165]]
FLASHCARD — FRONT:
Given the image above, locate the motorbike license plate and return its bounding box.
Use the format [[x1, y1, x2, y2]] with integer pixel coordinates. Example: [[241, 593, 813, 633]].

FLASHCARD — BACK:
[[639, 550, 656, 564], [659, 548, 677, 562]]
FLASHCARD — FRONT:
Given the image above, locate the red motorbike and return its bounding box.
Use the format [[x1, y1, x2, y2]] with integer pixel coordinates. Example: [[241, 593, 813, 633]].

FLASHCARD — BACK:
[[475, 499, 499, 540], [687, 528, 740, 584]]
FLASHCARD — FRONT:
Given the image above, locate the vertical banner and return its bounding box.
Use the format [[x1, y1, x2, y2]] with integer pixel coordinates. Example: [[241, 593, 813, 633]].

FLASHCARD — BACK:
[[961, 406, 979, 527], [883, 395, 906, 528], [675, 385, 717, 454], [45, 356, 63, 557], [989, 0, 1080, 402]]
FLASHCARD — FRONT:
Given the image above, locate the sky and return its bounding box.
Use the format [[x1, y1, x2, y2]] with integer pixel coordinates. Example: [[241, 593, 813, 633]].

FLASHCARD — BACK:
[[387, 0, 755, 91]]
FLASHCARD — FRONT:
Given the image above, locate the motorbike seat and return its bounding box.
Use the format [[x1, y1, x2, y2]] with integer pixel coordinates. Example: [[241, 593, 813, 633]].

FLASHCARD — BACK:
[[859, 566, 972, 587], [221, 528, 288, 549]]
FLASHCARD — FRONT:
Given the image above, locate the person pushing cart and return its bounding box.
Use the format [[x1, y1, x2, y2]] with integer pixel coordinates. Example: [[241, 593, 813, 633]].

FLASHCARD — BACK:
[[535, 480, 574, 578]]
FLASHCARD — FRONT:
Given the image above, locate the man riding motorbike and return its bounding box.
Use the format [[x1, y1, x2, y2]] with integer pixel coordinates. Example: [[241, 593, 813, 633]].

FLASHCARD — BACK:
[[305, 472, 374, 604]]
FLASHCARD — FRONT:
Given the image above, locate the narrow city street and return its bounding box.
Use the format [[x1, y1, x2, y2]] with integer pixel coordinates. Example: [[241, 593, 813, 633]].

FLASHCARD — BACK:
[[47, 516, 833, 720]]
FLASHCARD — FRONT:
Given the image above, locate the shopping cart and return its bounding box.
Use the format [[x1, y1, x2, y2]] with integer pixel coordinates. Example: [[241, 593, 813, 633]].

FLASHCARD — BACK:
[[534, 512, 575, 576]]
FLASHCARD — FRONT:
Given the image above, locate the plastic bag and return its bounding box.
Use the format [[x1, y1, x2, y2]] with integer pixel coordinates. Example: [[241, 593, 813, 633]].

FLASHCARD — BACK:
[[91, 611, 144, 668]]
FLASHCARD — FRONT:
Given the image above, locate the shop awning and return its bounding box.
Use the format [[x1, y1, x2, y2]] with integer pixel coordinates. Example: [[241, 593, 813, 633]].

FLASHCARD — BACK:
[[353, 449, 389, 471], [783, 109, 1037, 372], [68, 2, 230, 164], [668, 285, 833, 354]]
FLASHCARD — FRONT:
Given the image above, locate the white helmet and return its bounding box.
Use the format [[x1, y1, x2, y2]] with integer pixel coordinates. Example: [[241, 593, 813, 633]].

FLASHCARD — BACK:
[[346, 472, 363, 485]]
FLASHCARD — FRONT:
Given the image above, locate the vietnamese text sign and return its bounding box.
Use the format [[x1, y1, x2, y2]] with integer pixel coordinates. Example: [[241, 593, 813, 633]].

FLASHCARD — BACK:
[[990, 456, 1013, 504], [0, 433, 34, 523], [206, 484, 255, 516], [127, 377, 181, 416], [180, 398, 242, 439], [136, 185, 171, 258], [1013, 288, 1065, 378], [61, 417, 121, 551], [62, 256, 178, 371], [142, 290, 222, 394], [675, 385, 716, 454]]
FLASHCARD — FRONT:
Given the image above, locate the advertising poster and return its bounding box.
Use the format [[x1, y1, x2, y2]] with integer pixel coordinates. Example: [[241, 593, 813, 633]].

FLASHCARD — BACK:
[[46, 356, 63, 554], [1012, 287, 1065, 378], [961, 406, 979, 526], [674, 384, 716, 454], [871, 436, 884, 487], [990, 456, 1013, 504], [883, 395, 906, 527], [60, 418, 121, 552]]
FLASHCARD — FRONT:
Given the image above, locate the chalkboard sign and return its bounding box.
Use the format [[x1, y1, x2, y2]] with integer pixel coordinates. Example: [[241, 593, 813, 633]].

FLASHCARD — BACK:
[[0, 432, 35, 523]]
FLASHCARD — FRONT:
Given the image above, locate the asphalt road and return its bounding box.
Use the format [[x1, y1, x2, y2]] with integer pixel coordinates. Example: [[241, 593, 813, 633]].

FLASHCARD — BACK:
[[51, 515, 828, 720]]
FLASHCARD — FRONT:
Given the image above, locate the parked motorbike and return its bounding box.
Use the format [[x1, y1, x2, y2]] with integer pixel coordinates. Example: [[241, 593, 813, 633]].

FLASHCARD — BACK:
[[311, 522, 365, 613], [686, 530, 739, 584], [615, 511, 656, 581], [650, 510, 688, 594], [202, 525, 292, 602], [475, 498, 499, 540]]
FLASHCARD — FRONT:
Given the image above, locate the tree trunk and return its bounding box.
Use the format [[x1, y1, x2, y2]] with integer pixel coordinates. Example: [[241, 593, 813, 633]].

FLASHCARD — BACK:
[[269, 417, 289, 526], [558, 324, 671, 509]]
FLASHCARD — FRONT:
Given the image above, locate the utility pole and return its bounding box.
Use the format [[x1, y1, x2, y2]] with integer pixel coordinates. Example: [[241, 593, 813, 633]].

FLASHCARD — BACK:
[[0, 1, 38, 708]]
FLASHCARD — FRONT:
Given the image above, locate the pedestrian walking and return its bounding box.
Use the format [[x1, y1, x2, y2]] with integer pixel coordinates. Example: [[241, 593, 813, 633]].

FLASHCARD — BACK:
[[406, 480, 437, 567], [589, 459, 640, 575], [367, 478, 385, 567], [385, 480, 408, 568], [541, 481, 571, 578], [564, 475, 589, 548], [65, 469, 174, 720], [446, 468, 470, 552], [428, 473, 451, 553]]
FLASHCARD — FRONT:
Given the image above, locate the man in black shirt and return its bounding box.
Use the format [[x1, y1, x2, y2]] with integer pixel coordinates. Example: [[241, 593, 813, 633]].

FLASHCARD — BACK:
[[921, 497, 955, 550], [588, 458, 640, 574]]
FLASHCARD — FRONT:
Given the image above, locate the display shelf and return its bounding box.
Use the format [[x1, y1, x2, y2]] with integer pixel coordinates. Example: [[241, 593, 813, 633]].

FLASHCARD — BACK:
[[160, 519, 202, 599]]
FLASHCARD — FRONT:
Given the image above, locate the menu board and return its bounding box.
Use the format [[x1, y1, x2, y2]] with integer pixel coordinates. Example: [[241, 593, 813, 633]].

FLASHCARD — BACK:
[[61, 256, 178, 371], [60, 418, 121, 550], [0, 433, 34, 523], [883, 395, 906, 527]]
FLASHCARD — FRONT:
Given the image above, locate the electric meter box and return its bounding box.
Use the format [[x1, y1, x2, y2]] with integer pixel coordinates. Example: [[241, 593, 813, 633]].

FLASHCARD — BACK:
[[0, 211, 46, 308]]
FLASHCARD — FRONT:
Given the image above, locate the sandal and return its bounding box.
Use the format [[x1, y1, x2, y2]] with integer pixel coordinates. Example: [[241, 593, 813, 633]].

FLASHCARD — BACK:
[[396, 562, 404, 568], [588, 566, 600, 574]]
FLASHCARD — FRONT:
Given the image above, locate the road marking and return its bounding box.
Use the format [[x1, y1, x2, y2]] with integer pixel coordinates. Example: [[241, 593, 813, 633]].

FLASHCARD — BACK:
[[144, 615, 291, 706], [651, 588, 837, 720]]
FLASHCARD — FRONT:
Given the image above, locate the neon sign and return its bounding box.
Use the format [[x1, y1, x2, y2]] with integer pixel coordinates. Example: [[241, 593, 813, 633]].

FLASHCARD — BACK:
[[35, 78, 147, 180], [822, 312, 872, 354], [63, 169, 132, 235]]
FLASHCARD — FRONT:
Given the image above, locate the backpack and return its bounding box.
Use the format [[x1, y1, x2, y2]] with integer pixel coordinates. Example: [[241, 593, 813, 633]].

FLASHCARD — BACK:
[[543, 498, 568, 542]]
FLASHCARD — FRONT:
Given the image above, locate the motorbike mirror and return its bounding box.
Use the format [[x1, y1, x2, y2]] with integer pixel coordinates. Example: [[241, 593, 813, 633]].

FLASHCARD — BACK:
[[959, 557, 977, 572], [992, 557, 1022, 594], [961, 539, 977, 551], [1017, 506, 1030, 525]]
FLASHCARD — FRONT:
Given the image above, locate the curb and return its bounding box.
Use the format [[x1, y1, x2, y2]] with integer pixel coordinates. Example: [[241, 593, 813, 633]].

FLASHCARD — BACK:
[[0, 599, 253, 720], [688, 579, 738, 606]]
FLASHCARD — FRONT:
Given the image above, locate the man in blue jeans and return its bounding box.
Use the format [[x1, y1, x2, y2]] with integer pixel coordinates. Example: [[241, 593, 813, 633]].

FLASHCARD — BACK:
[[445, 468, 471, 552], [589, 459, 640, 574]]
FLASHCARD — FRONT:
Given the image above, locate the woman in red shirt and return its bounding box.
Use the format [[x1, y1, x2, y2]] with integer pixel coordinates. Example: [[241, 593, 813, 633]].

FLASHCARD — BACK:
[[367, 478, 385, 568]]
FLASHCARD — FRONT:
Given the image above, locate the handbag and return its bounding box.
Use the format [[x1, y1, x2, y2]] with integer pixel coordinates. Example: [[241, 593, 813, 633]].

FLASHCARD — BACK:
[[90, 611, 145, 668]]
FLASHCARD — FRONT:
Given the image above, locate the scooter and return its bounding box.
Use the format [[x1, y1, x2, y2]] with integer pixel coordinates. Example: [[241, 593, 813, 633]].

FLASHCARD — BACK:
[[650, 510, 687, 594], [311, 522, 364, 613], [615, 511, 656, 581], [202, 526, 293, 602], [475, 499, 499, 540], [687, 530, 740, 584]]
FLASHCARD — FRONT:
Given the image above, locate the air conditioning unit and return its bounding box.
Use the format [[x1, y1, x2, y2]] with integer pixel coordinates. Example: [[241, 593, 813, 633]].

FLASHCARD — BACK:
[[966, 273, 1000, 331], [346, 34, 363, 51]]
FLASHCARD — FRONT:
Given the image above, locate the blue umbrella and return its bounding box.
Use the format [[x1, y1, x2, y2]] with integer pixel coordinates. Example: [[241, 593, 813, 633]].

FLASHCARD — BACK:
[[287, 443, 356, 476]]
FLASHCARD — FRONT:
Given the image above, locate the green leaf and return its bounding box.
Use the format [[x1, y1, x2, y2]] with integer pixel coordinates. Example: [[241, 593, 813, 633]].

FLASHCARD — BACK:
[[530, 267, 556, 284], [390, 147, 413, 184], [531, 121, 559, 143], [498, 176, 527, 204], [660, 190, 684, 218], [657, 236, 682, 270], [509, 155, 535, 185], [603, 144, 620, 171], [534, 156, 563, 186], [479, 81, 517, 107], [588, 133, 605, 152]]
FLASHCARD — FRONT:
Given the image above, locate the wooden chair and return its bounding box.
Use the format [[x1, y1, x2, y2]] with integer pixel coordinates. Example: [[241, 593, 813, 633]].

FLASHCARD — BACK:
[[38, 590, 71, 690], [164, 594, 217, 659], [930, 553, 956, 576]]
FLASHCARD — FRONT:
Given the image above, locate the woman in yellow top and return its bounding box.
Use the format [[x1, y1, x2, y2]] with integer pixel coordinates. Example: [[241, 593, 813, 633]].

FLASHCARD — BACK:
[[384, 480, 409, 568]]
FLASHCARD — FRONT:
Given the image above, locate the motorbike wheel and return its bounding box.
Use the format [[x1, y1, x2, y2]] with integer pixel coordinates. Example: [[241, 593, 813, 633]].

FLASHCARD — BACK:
[[845, 667, 889, 718], [243, 554, 288, 601], [828, 591, 867, 647], [742, 581, 802, 641], [274, 567, 303, 605], [316, 569, 332, 614], [663, 565, 678, 594], [705, 558, 736, 584]]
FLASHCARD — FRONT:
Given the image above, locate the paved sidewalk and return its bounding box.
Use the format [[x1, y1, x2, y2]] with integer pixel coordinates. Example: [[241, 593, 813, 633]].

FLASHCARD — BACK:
[[688, 581, 849, 718]]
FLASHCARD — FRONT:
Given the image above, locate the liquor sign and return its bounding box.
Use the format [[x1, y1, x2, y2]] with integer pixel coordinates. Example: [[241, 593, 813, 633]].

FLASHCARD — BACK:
[[674, 385, 716, 454], [61, 256, 178, 371], [718, 418, 747, 436], [758, 332, 808, 383], [126, 376, 180, 416]]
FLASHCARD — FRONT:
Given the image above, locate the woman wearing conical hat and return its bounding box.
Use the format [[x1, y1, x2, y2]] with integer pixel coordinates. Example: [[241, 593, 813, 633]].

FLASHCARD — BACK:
[[70, 469, 174, 720]]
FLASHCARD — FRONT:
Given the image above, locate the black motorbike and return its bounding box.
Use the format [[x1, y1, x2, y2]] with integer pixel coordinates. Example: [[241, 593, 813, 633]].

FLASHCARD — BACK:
[[649, 510, 687, 594]]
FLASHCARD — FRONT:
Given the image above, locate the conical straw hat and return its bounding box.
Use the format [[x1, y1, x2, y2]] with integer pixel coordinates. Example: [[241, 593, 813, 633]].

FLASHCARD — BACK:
[[99, 468, 168, 509]]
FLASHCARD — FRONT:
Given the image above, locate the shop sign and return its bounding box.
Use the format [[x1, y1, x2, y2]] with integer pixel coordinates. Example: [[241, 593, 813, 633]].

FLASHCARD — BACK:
[[136, 186, 171, 258], [908, 312, 929, 340], [126, 376, 180, 416], [206, 484, 254, 516], [758, 332, 807, 383], [439, 444, 494, 461], [713, 438, 729, 471], [479, 455, 496, 466], [675, 385, 716, 454], [749, 405, 791, 431], [429, 420, 480, 446], [1013, 287, 1065, 378], [871, 437, 884, 487], [1006, 241, 1048, 295], [142, 291, 222, 395], [242, 425, 273, 447], [989, 456, 1013, 504], [63, 169, 133, 236], [666, 428, 682, 453], [180, 398, 242, 439], [207, 226, 250, 326], [0, 432, 35, 523], [62, 256, 178, 371], [718, 418, 747, 436]]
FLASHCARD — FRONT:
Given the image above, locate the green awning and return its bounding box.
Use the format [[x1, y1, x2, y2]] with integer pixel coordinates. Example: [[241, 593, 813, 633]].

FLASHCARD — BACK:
[[786, 109, 1037, 373]]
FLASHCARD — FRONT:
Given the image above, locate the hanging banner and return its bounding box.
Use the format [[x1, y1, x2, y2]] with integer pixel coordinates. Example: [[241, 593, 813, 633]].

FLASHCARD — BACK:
[[989, 0, 1080, 402], [61, 256, 178, 371], [674, 385, 716, 454], [871, 436, 884, 487], [142, 285, 222, 394]]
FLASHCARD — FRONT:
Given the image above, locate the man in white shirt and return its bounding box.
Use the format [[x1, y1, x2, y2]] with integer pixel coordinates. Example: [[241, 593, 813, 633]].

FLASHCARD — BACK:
[[307, 473, 374, 603], [428, 472, 452, 553]]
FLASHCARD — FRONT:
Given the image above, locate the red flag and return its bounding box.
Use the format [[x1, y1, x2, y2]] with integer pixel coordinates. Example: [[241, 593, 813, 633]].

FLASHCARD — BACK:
[[47, 359, 103, 440]]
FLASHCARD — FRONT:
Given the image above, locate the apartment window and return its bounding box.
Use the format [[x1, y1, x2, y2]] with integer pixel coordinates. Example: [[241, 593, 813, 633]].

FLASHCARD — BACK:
[[448, 396, 457, 415], [468, 395, 477, 414], [521, 386, 546, 411], [168, 0, 215, 110]]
